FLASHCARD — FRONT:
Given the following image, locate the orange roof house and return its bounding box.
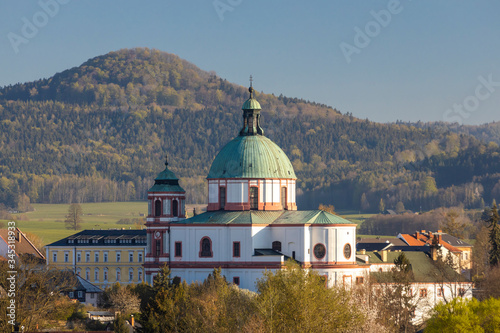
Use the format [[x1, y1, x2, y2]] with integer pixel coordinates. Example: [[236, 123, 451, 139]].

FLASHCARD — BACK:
[[397, 230, 472, 276]]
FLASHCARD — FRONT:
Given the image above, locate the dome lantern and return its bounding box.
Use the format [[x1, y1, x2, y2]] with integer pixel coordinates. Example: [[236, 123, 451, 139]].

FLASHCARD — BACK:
[[240, 77, 264, 136]]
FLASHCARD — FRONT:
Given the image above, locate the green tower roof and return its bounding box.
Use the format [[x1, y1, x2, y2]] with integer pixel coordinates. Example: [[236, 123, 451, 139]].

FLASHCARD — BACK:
[[207, 135, 296, 179], [208, 80, 296, 180], [149, 156, 185, 192], [242, 98, 261, 110]]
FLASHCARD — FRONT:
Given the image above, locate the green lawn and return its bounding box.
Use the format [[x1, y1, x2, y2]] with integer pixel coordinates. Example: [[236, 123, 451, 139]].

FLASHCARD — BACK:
[[3, 202, 148, 246], [336, 210, 375, 227], [2, 202, 209, 246]]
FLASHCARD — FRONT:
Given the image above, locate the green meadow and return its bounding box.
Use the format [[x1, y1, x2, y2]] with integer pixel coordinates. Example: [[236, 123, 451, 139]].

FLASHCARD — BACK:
[[4, 202, 148, 246]]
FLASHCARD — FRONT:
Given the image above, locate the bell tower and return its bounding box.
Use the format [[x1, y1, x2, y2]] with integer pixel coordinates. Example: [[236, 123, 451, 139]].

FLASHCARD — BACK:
[[144, 155, 186, 284]]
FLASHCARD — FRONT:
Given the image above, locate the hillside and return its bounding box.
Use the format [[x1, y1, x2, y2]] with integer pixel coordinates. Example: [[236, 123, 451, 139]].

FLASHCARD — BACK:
[[399, 120, 500, 145], [1, 48, 499, 212]]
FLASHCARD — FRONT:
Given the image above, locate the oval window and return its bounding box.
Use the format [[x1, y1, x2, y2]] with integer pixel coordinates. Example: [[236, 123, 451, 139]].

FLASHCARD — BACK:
[[343, 243, 352, 259], [313, 243, 326, 260]]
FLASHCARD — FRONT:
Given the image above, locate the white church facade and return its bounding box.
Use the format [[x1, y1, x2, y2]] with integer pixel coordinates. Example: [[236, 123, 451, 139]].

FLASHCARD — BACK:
[[144, 85, 367, 290], [143, 83, 473, 310]]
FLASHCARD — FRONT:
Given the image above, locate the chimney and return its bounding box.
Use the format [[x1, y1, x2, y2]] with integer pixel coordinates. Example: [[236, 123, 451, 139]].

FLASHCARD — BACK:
[[16, 229, 21, 243], [430, 245, 438, 261], [381, 250, 388, 263]]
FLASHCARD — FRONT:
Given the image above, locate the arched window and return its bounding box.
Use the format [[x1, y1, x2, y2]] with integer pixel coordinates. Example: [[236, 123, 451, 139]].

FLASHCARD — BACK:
[[250, 187, 258, 210], [281, 187, 287, 210], [85, 268, 90, 281], [272, 241, 282, 252], [199, 237, 213, 257], [219, 187, 226, 210], [172, 200, 178, 217], [103, 268, 108, 282], [138, 269, 143, 282], [94, 268, 100, 282], [129, 268, 134, 282], [76, 268, 81, 276], [116, 268, 121, 282], [155, 199, 162, 217]]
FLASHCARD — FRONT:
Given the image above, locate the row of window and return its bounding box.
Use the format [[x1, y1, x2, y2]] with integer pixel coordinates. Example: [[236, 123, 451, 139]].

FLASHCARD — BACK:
[[68, 238, 146, 244], [369, 284, 467, 298], [173, 239, 241, 258], [153, 198, 181, 217], [68, 291, 84, 299], [218, 186, 289, 210], [78, 267, 143, 283], [55, 251, 144, 263], [169, 239, 351, 261]]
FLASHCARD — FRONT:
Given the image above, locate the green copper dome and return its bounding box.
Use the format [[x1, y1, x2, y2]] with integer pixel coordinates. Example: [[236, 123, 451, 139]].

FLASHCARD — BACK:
[[207, 135, 296, 179], [149, 157, 185, 192], [242, 98, 261, 110]]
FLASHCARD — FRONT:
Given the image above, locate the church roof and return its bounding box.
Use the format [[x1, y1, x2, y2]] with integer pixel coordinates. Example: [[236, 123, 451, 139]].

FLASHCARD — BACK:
[[242, 97, 261, 110], [171, 210, 354, 225], [207, 83, 296, 180], [207, 135, 296, 179], [149, 156, 185, 193]]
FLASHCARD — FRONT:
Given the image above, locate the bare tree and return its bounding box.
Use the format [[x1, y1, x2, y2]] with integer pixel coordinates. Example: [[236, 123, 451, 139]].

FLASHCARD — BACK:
[[65, 203, 83, 230], [100, 283, 140, 316], [0, 256, 78, 331]]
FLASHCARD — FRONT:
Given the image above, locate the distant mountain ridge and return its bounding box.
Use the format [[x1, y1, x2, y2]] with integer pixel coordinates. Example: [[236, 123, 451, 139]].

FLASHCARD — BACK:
[[0, 48, 499, 212]]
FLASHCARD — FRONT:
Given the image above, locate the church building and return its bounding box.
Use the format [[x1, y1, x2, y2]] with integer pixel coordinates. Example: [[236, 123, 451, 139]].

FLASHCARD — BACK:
[[144, 84, 368, 290]]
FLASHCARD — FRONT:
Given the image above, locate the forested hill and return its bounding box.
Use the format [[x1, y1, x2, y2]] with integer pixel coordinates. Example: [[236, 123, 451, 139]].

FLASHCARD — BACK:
[[402, 121, 500, 145], [0, 48, 499, 212]]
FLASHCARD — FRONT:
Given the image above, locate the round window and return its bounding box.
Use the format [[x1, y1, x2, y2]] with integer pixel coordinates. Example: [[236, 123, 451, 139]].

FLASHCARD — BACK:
[[343, 243, 352, 259], [313, 243, 326, 260]]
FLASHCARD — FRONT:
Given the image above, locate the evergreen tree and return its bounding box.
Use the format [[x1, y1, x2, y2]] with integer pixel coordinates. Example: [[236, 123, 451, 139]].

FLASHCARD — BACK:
[[113, 314, 128, 333], [395, 201, 405, 214], [486, 204, 500, 266], [64, 203, 83, 230], [379, 198, 385, 213]]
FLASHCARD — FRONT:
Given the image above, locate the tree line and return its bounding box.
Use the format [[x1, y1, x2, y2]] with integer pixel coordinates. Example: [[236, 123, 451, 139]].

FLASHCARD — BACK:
[[1, 48, 499, 212]]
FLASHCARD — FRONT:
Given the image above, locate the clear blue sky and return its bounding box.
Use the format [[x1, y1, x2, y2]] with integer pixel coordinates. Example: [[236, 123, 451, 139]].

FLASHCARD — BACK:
[[1, 0, 499, 125]]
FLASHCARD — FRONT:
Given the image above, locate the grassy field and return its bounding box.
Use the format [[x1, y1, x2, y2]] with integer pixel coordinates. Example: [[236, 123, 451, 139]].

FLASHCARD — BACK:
[[1, 204, 374, 247], [336, 210, 375, 227], [3, 202, 148, 246]]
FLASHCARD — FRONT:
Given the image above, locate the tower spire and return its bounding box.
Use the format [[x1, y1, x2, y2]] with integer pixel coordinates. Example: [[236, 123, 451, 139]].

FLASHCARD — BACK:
[[165, 154, 168, 166], [249, 75, 254, 99], [240, 77, 263, 136]]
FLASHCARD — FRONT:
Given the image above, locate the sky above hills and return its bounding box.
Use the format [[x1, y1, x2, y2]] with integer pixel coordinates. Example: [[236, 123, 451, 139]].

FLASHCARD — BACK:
[[1, 0, 499, 125]]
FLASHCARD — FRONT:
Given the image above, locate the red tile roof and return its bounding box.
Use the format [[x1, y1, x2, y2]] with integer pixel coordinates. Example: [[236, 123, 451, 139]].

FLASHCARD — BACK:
[[399, 231, 463, 253], [399, 234, 426, 246]]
